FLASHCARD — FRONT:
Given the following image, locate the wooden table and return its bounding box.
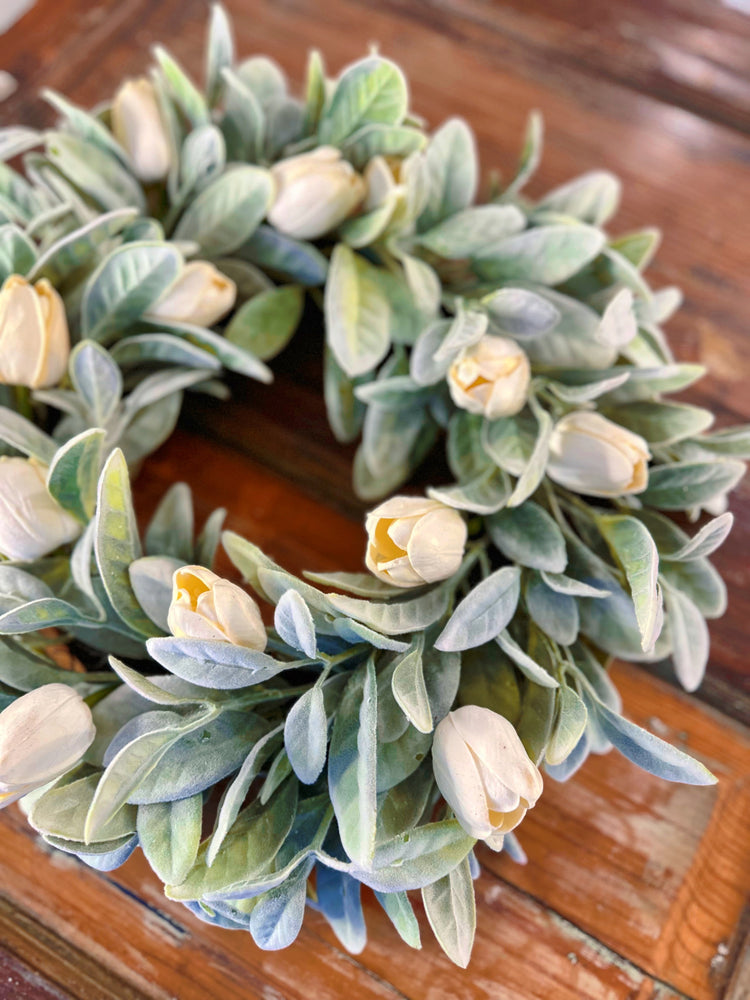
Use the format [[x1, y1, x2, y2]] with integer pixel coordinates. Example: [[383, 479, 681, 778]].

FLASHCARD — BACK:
[[1, 1, 749, 997]]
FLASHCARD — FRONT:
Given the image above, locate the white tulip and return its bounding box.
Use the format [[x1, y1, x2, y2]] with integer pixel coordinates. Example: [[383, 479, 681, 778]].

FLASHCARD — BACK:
[[546, 411, 650, 497], [0, 458, 81, 561], [0, 275, 70, 389], [432, 705, 543, 850], [268, 146, 366, 240], [111, 77, 171, 182], [365, 496, 467, 589], [0, 684, 95, 808], [448, 335, 530, 420], [148, 262, 237, 328], [167, 565, 267, 649]]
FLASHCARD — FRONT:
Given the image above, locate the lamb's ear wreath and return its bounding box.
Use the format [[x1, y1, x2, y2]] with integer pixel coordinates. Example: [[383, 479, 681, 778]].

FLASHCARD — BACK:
[[0, 3, 744, 966]]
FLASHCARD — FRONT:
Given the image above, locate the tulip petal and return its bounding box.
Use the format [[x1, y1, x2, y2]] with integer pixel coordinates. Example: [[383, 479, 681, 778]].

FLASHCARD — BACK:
[[406, 508, 467, 584], [212, 579, 267, 650], [433, 714, 493, 840]]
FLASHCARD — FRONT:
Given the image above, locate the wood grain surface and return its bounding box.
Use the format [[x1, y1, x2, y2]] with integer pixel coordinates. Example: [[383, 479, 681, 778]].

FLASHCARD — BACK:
[[1, 1, 749, 998]]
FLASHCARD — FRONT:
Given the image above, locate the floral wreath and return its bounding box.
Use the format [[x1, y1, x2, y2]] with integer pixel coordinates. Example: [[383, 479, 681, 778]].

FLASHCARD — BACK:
[[0, 5, 746, 967]]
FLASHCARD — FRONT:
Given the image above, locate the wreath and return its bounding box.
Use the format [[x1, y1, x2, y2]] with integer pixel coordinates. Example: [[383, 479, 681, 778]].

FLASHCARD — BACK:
[[0, 4, 746, 967]]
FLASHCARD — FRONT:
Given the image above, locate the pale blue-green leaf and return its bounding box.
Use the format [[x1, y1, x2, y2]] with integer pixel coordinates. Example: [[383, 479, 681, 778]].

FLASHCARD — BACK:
[[328, 658, 378, 867], [154, 45, 209, 126], [428, 468, 511, 515], [342, 123, 426, 171], [205, 3, 235, 106], [436, 567, 520, 652], [434, 307, 487, 363], [29, 773, 136, 844], [642, 461, 745, 511], [409, 319, 452, 386], [285, 686, 328, 785], [240, 225, 328, 286], [44, 131, 145, 212], [46, 428, 105, 522], [316, 866, 367, 954], [507, 403, 552, 507], [29, 208, 139, 284], [391, 635, 432, 734], [143, 481, 194, 561], [0, 224, 36, 279], [537, 170, 620, 226], [540, 572, 610, 598], [546, 686, 588, 766], [418, 118, 477, 231], [422, 857, 475, 968], [249, 858, 312, 951], [332, 618, 409, 651], [495, 630, 559, 688], [483, 287, 560, 339], [70, 340, 123, 424], [502, 110, 543, 198], [474, 225, 604, 284], [325, 244, 391, 377], [664, 586, 709, 693], [598, 514, 662, 654], [146, 637, 294, 689], [525, 571, 579, 646], [481, 411, 536, 476], [418, 205, 524, 258], [225, 285, 303, 362], [0, 406, 56, 463], [602, 401, 714, 447], [328, 584, 450, 637], [128, 555, 181, 632], [137, 795, 202, 884], [319, 56, 408, 145], [82, 242, 182, 341], [303, 569, 404, 600], [174, 166, 273, 256], [661, 512, 734, 563], [374, 891, 422, 949], [487, 502, 567, 572], [274, 589, 317, 659]]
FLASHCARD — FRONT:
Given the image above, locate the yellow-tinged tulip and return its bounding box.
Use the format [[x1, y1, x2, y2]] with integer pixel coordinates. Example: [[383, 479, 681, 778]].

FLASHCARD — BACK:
[[365, 496, 467, 589], [447, 335, 530, 420], [111, 77, 171, 182], [432, 705, 543, 850], [268, 146, 366, 240], [546, 411, 650, 497], [0, 458, 81, 561], [0, 275, 70, 389], [167, 565, 267, 649], [0, 684, 95, 808], [148, 262, 237, 328]]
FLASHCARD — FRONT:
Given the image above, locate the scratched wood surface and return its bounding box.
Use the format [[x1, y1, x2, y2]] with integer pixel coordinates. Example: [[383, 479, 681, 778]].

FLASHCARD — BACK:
[[1, 1, 749, 998]]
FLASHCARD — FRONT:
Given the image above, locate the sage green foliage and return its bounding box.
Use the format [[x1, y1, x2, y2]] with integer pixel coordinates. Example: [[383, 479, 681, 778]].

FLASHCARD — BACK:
[[0, 1, 745, 971]]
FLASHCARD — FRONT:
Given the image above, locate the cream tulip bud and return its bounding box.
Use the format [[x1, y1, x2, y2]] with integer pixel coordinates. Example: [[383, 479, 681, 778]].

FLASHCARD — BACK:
[[432, 705, 543, 850], [147, 262, 237, 328], [0, 276, 70, 389], [268, 146, 366, 240], [0, 684, 95, 808], [447, 335, 531, 420], [111, 77, 171, 183], [546, 411, 651, 497], [365, 496, 467, 589], [0, 458, 81, 561], [167, 565, 267, 649]]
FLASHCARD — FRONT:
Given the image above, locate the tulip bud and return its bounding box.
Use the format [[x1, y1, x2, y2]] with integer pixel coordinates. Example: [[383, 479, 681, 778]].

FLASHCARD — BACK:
[[148, 262, 237, 328], [167, 565, 267, 649], [447, 335, 530, 420], [365, 496, 467, 589], [111, 77, 171, 183], [546, 411, 650, 497], [0, 684, 95, 808], [268, 146, 366, 240], [0, 276, 70, 389], [0, 458, 81, 561], [432, 705, 543, 850]]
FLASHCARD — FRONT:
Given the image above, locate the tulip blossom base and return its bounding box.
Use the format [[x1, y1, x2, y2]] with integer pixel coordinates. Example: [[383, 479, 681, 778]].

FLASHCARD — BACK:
[[0, 4, 746, 971]]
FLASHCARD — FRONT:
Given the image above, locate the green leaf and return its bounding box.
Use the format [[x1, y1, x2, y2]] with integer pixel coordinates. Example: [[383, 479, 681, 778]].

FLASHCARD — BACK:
[[226, 285, 304, 361], [319, 56, 408, 145], [146, 636, 290, 689], [285, 686, 328, 785], [503, 110, 543, 197], [94, 449, 160, 638], [154, 45, 209, 127], [598, 514, 662, 654], [640, 461, 745, 511], [418, 118, 477, 231], [327, 584, 450, 637], [483, 287, 560, 339], [436, 566, 521, 652], [28, 208, 139, 284], [664, 586, 709, 693], [537, 170, 621, 226], [495, 630, 558, 689], [81, 242, 183, 342], [661, 512, 734, 563], [240, 225, 328, 286], [143, 319, 272, 382], [0, 224, 36, 279], [70, 341, 123, 424], [417, 205, 524, 258], [84, 707, 216, 841], [0, 406, 56, 463], [421, 857, 476, 968], [325, 244, 391, 377], [205, 3, 235, 106], [45, 131, 146, 212], [274, 589, 317, 659], [428, 468, 511, 516], [144, 482, 194, 561], [30, 773, 137, 844], [328, 658, 378, 867], [602, 401, 714, 447], [525, 570, 579, 646], [474, 224, 605, 285], [47, 428, 105, 522], [137, 794, 203, 884], [507, 402, 553, 507], [588, 697, 716, 785], [391, 634, 432, 734], [342, 124, 426, 170], [487, 502, 567, 572], [546, 685, 588, 766], [374, 891, 421, 949], [174, 166, 274, 256]]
